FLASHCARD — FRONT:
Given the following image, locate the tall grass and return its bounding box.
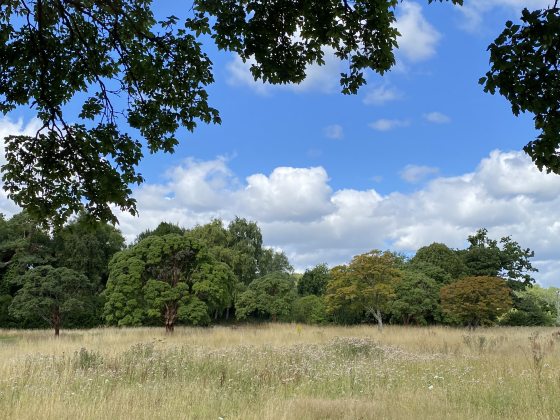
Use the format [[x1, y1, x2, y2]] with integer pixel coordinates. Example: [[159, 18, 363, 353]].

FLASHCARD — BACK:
[[0, 325, 558, 419]]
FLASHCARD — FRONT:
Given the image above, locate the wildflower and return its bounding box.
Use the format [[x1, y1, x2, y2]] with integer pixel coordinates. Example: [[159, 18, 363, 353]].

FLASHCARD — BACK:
[[428, 385, 434, 390]]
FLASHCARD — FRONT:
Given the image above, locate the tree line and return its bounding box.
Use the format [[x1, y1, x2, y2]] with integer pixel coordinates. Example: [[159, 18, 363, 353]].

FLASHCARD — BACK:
[[0, 211, 558, 335]]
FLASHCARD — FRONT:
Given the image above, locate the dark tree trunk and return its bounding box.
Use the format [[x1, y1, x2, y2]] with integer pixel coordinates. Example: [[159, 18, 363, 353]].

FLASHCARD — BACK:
[[164, 304, 177, 333], [52, 308, 61, 337]]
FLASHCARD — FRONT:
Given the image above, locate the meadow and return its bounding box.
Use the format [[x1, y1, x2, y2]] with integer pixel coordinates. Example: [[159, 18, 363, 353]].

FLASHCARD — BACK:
[[0, 325, 559, 420]]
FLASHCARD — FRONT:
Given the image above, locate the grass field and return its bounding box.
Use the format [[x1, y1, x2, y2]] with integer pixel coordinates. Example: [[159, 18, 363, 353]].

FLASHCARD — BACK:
[[0, 324, 559, 419]]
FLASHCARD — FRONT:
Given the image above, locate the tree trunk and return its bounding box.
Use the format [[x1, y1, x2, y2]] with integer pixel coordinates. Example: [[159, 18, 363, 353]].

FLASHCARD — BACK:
[[52, 308, 61, 337], [164, 305, 177, 333], [373, 309, 383, 331]]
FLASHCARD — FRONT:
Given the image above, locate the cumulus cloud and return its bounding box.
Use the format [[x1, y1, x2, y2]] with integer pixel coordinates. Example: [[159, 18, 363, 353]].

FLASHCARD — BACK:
[[424, 111, 451, 124], [324, 124, 344, 140], [108, 150, 560, 286], [363, 84, 403, 106], [369, 118, 410, 131], [400, 165, 440, 183], [395, 2, 441, 62], [1, 121, 559, 286]]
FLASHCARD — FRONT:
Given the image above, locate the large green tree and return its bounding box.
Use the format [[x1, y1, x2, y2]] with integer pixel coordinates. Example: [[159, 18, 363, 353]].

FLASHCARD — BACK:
[[461, 228, 537, 290], [325, 250, 401, 329], [390, 269, 441, 325], [410, 243, 466, 282], [53, 213, 124, 287], [297, 263, 330, 297], [235, 271, 296, 322], [9, 265, 94, 336], [0, 0, 468, 224], [104, 234, 234, 331]]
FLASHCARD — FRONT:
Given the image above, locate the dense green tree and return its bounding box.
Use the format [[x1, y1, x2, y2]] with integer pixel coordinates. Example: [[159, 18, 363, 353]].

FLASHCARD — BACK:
[[0, 211, 54, 296], [9, 265, 94, 336], [104, 234, 207, 331], [325, 250, 401, 329], [291, 295, 327, 324], [235, 272, 296, 322], [461, 229, 537, 290], [411, 243, 466, 281], [135, 222, 186, 244], [390, 269, 441, 325], [53, 213, 124, 286], [191, 261, 237, 321], [104, 233, 239, 330], [297, 263, 330, 296], [227, 217, 263, 285], [440, 276, 512, 327], [257, 248, 293, 277], [500, 285, 558, 327]]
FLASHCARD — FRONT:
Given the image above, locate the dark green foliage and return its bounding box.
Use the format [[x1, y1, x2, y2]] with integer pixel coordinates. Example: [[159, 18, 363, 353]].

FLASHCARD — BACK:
[[0, 294, 15, 327], [481, 6, 560, 175], [104, 234, 208, 331], [135, 222, 186, 243], [407, 260, 452, 285], [499, 298, 555, 327], [411, 243, 466, 281], [0, 211, 54, 296], [0, 1, 464, 224], [297, 263, 330, 296], [257, 248, 293, 277], [292, 295, 327, 324], [499, 287, 557, 326], [9, 265, 95, 336], [235, 272, 296, 321], [53, 213, 124, 288], [227, 217, 263, 285], [0, 2, 219, 225], [390, 269, 441, 325], [462, 228, 537, 290]]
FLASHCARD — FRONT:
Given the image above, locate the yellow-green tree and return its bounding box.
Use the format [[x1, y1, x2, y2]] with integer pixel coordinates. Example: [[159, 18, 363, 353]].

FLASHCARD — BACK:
[[441, 276, 512, 327], [325, 250, 401, 329]]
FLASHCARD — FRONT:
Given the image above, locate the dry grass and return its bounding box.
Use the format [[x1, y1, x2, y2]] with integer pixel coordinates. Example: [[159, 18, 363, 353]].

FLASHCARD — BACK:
[[0, 324, 559, 419]]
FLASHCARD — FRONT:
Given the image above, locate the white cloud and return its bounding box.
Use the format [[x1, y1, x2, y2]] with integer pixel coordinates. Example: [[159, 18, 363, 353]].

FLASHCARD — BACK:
[[363, 84, 403, 106], [395, 2, 441, 62], [400, 164, 440, 183], [107, 149, 560, 286], [324, 124, 344, 140], [424, 111, 451, 124], [1, 121, 559, 286], [369, 118, 410, 131]]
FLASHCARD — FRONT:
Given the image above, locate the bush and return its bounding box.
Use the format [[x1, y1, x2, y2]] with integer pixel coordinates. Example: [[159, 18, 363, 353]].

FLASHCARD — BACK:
[[292, 295, 327, 324]]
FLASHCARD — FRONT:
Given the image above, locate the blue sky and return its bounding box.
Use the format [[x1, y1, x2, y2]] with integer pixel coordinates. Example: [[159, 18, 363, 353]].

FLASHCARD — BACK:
[[2, 0, 560, 286]]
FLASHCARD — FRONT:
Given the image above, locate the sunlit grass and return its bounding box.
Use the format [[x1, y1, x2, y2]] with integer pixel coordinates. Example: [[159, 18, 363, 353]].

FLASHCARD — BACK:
[[0, 325, 558, 419]]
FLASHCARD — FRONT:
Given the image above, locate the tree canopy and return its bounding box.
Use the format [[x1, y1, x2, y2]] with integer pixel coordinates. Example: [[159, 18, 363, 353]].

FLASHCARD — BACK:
[[17, 0, 553, 225], [481, 4, 560, 175]]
